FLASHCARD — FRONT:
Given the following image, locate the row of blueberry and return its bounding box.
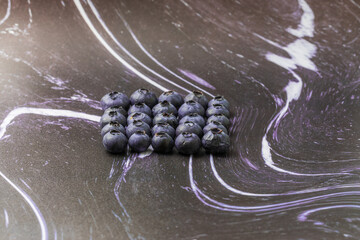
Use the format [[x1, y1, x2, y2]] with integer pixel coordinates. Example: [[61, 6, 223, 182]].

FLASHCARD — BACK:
[[99, 89, 230, 154]]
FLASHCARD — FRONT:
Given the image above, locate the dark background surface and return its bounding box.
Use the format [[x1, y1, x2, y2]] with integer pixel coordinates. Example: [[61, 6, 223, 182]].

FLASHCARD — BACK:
[[0, 0, 359, 239]]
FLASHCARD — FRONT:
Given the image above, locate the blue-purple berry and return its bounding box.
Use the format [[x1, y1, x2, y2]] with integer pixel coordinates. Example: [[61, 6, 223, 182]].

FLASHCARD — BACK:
[[151, 132, 174, 153], [153, 112, 178, 128], [203, 121, 228, 135], [176, 121, 203, 137], [152, 100, 177, 116], [126, 120, 151, 138], [206, 104, 230, 118], [102, 130, 128, 153], [184, 90, 208, 109], [100, 110, 126, 128], [101, 121, 126, 137], [158, 91, 184, 109], [128, 103, 152, 117], [202, 128, 230, 154], [100, 91, 130, 110], [128, 130, 151, 152], [130, 88, 158, 108], [152, 122, 176, 139], [179, 113, 206, 128], [127, 112, 152, 126], [178, 100, 205, 118], [175, 132, 201, 155]]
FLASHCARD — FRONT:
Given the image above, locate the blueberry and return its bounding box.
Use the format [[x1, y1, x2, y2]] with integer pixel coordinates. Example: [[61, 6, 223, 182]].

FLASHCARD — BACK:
[[127, 112, 152, 126], [152, 100, 177, 116], [158, 91, 184, 109], [100, 91, 130, 110], [100, 110, 126, 128], [206, 104, 230, 118], [126, 120, 151, 138], [128, 103, 152, 117], [128, 130, 151, 152], [151, 122, 176, 139], [130, 88, 158, 108], [206, 114, 230, 129], [102, 130, 128, 153], [175, 132, 201, 155], [179, 113, 206, 128], [208, 95, 230, 109], [104, 106, 127, 117], [203, 121, 228, 135], [151, 132, 174, 153], [176, 121, 203, 137], [178, 100, 205, 118], [202, 128, 230, 154], [153, 112, 178, 128], [184, 90, 208, 109], [101, 121, 126, 137]]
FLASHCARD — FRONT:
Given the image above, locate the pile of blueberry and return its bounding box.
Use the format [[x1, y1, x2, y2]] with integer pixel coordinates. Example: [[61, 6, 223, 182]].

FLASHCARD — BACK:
[[100, 89, 230, 155]]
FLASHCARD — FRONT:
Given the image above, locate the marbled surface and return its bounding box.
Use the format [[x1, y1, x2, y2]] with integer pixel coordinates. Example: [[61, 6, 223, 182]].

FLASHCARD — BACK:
[[0, 0, 359, 239]]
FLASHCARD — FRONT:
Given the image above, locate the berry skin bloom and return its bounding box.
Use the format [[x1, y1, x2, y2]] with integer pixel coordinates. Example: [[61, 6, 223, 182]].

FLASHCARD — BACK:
[[175, 132, 201, 155], [176, 121, 203, 137], [126, 120, 151, 138], [178, 100, 205, 118], [158, 91, 184, 109], [208, 95, 230, 109], [184, 90, 208, 109], [202, 128, 230, 154], [128, 103, 152, 117], [206, 104, 230, 118], [128, 130, 151, 152], [179, 113, 206, 128], [152, 122, 176, 139], [101, 121, 126, 137], [127, 112, 152, 127], [102, 130, 128, 153], [151, 132, 174, 153], [130, 88, 158, 108], [100, 91, 130, 110], [100, 110, 126, 128], [152, 101, 177, 116]]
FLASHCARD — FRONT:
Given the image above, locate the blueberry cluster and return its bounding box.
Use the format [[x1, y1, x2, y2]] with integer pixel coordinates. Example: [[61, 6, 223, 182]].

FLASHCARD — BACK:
[[99, 89, 231, 155]]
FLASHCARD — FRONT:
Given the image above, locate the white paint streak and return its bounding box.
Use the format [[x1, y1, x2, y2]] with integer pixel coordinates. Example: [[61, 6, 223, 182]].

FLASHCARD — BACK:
[[286, 0, 314, 37], [0, 0, 11, 26], [4, 209, 9, 228]]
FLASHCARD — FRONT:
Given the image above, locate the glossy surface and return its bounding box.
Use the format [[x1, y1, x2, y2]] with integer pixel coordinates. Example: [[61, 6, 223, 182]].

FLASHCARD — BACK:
[[0, 0, 359, 239]]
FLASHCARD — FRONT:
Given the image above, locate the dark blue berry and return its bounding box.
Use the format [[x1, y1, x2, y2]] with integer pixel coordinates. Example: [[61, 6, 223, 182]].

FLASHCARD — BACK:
[[151, 132, 174, 153], [208, 95, 230, 109], [206, 104, 230, 118], [184, 90, 208, 109], [101, 91, 130, 110], [203, 121, 228, 135], [100, 110, 126, 128], [158, 91, 184, 109], [102, 130, 128, 153], [179, 113, 206, 128], [202, 128, 230, 154], [101, 121, 126, 137], [206, 114, 230, 129], [175, 132, 201, 155], [128, 103, 152, 117], [151, 122, 176, 139], [127, 112, 152, 126], [152, 100, 177, 116], [178, 100, 205, 118], [104, 106, 127, 117], [130, 88, 158, 108], [153, 112, 178, 128], [176, 121, 203, 137], [128, 130, 151, 152], [126, 120, 151, 138]]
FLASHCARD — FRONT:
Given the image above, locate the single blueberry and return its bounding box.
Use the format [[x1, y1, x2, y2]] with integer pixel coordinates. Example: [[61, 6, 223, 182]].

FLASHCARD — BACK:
[[206, 114, 230, 129], [151, 122, 176, 139], [152, 100, 177, 116], [130, 88, 158, 108], [101, 121, 126, 137], [184, 90, 208, 109], [175, 132, 201, 155], [178, 100, 205, 118], [153, 112, 178, 128], [128, 130, 151, 152], [206, 104, 230, 118], [127, 112, 152, 126], [128, 103, 152, 117], [203, 121, 228, 135], [176, 121, 203, 137], [208, 95, 230, 109], [151, 132, 174, 153], [100, 110, 126, 128], [126, 120, 151, 138], [104, 106, 127, 117], [102, 130, 128, 153], [202, 128, 230, 154], [158, 91, 184, 109], [100, 91, 130, 110], [179, 113, 206, 128]]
